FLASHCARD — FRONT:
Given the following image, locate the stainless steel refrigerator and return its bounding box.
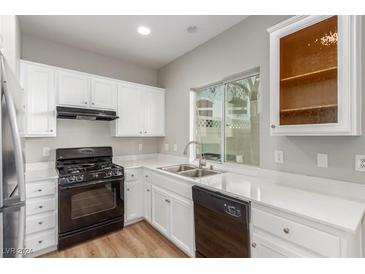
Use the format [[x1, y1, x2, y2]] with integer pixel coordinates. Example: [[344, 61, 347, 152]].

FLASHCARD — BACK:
[[0, 51, 26, 258]]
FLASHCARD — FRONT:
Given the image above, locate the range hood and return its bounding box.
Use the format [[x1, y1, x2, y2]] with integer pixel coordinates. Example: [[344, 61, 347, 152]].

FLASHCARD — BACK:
[[57, 106, 119, 121]]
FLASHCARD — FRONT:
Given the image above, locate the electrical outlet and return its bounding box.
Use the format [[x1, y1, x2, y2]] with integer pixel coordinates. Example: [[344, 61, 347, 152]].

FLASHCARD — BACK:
[[138, 144, 143, 152], [164, 143, 169, 151], [42, 147, 50, 157], [317, 153, 328, 168], [355, 155, 365, 171], [173, 144, 178, 152], [274, 150, 284, 164]]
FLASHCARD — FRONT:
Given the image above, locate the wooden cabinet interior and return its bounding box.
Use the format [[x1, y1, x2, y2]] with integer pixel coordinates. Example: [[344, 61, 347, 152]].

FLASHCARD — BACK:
[[279, 16, 338, 125]]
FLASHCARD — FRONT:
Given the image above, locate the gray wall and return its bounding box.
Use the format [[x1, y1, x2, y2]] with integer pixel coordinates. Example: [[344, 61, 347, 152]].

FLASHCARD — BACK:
[[157, 15, 365, 184], [22, 34, 161, 163], [21, 34, 158, 86], [25, 120, 159, 163]]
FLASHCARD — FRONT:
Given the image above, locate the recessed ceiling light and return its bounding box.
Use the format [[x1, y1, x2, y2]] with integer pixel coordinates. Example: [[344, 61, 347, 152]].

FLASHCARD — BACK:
[[187, 25, 198, 34], [137, 26, 151, 36]]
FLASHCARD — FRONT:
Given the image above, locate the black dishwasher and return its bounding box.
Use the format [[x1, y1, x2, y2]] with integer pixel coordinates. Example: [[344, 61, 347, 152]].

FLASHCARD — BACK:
[[192, 186, 250, 258]]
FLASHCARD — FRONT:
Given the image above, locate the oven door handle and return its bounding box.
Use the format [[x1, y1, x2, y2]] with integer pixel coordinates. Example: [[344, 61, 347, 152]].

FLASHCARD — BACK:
[[59, 177, 124, 190]]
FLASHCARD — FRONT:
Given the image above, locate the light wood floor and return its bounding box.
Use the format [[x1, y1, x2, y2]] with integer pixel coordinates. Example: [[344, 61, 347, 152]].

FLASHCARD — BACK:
[[42, 221, 188, 258]]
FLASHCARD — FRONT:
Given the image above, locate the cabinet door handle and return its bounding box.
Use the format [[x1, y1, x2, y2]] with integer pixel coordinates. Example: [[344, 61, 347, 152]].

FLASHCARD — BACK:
[[283, 228, 290, 234], [165, 199, 170, 203], [251, 242, 256, 248]]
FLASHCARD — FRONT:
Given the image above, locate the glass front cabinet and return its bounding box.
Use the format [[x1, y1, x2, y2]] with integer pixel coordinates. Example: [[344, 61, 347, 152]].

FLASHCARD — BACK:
[[268, 16, 362, 136]]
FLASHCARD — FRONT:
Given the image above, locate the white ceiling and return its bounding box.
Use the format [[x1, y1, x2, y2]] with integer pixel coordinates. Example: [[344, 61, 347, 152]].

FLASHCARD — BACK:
[[19, 15, 247, 69]]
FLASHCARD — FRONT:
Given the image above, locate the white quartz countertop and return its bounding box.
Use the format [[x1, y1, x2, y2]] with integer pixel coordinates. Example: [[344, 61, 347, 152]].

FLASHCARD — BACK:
[[25, 155, 365, 233], [114, 156, 365, 233], [25, 168, 58, 182]]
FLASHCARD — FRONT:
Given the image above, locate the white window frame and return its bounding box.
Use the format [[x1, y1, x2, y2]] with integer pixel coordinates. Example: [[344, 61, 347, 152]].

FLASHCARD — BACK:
[[189, 67, 261, 166]]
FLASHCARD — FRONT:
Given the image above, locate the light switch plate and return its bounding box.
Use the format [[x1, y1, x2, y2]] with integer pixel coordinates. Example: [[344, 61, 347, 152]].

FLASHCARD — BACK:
[[355, 155, 365, 172], [274, 150, 284, 164], [138, 144, 143, 152], [42, 147, 50, 157], [173, 144, 178, 152], [317, 153, 328, 168], [164, 143, 169, 151]]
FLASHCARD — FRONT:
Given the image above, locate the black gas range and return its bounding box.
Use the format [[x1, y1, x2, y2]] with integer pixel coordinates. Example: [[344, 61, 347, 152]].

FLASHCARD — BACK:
[[56, 147, 124, 250]]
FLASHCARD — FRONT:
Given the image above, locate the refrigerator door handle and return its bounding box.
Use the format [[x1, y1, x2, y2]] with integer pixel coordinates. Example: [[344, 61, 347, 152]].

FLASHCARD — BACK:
[[0, 54, 26, 202], [16, 206, 26, 257]]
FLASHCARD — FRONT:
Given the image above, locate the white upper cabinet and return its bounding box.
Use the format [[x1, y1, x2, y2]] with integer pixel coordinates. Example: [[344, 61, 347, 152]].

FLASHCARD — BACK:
[[114, 84, 143, 136], [90, 77, 117, 110], [142, 88, 165, 136], [268, 16, 362, 136], [113, 84, 165, 137], [57, 71, 89, 108], [21, 62, 56, 137], [57, 71, 117, 110]]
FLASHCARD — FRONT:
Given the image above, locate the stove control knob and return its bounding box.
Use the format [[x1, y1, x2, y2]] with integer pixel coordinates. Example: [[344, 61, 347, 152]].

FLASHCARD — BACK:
[[113, 169, 122, 176], [105, 171, 113, 178], [75, 175, 84, 182], [67, 176, 76, 183]]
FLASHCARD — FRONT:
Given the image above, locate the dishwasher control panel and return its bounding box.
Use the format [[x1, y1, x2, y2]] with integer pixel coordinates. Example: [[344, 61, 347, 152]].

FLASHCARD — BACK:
[[224, 203, 241, 218]]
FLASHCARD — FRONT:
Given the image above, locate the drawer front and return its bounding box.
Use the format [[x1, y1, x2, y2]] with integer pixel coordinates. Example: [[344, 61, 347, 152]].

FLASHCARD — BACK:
[[26, 229, 56, 253], [26, 213, 56, 235], [26, 181, 56, 198], [26, 198, 56, 216], [252, 208, 341, 257], [125, 169, 140, 182]]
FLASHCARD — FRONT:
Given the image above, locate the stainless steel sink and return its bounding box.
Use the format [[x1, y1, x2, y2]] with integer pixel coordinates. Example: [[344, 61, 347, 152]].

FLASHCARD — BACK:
[[179, 168, 221, 178], [158, 164, 222, 178], [158, 164, 197, 173]]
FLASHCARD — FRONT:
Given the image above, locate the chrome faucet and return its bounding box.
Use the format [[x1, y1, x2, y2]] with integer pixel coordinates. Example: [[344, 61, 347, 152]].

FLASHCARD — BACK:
[[183, 141, 206, 169]]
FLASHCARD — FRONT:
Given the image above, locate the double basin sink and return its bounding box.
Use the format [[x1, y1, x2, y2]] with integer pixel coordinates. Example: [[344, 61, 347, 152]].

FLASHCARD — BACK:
[[158, 164, 222, 178]]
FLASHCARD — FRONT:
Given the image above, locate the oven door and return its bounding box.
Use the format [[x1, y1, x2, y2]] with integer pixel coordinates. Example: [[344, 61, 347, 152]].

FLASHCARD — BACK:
[[59, 178, 124, 234]]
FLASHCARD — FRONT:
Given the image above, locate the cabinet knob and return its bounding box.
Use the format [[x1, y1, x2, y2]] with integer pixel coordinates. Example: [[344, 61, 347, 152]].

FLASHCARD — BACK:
[[146, 189, 150, 192], [127, 188, 130, 191], [38, 240, 43, 244], [50, 129, 54, 132], [84, 101, 88, 104], [139, 131, 142, 134], [271, 124, 276, 129], [165, 199, 170, 203], [251, 242, 256, 248], [38, 221, 43, 225], [38, 205, 43, 209], [37, 189, 43, 192], [91, 102, 95, 105], [144, 131, 147, 134], [131, 174, 134, 177], [283, 228, 290, 234]]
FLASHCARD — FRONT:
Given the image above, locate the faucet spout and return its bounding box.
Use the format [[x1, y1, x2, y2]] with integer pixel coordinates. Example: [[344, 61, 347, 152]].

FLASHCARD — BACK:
[[183, 141, 206, 169]]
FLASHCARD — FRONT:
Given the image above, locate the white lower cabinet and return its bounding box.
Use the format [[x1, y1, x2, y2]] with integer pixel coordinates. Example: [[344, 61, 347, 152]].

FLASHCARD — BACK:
[[169, 195, 194, 254], [250, 204, 358, 258], [144, 182, 152, 223], [125, 169, 144, 223], [151, 186, 171, 236], [25, 178, 58, 257], [151, 185, 194, 256], [126, 180, 144, 222]]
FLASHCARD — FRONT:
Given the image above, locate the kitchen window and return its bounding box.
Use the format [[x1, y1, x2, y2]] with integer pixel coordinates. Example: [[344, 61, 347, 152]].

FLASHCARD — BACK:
[[192, 71, 260, 166]]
